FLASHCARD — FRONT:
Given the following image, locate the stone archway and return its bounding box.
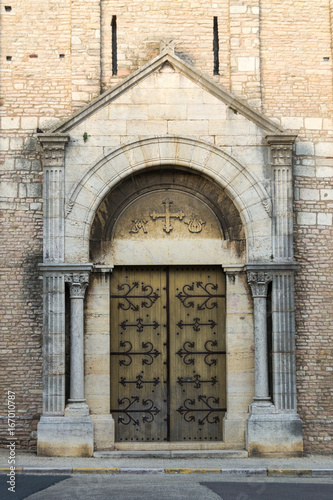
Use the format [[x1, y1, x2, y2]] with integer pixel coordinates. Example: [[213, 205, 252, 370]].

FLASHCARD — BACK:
[[85, 167, 253, 450], [64, 136, 272, 264]]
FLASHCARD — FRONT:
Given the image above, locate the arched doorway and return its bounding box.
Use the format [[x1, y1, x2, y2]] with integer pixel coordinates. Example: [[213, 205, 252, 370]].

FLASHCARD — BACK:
[[87, 167, 252, 447]]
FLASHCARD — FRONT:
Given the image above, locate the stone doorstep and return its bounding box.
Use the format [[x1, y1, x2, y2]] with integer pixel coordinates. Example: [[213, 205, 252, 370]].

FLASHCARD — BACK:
[[1, 467, 333, 476], [93, 450, 249, 459]]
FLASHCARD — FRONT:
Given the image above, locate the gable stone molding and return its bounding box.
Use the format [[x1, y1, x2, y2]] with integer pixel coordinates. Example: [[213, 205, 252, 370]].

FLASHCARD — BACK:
[[50, 50, 284, 135]]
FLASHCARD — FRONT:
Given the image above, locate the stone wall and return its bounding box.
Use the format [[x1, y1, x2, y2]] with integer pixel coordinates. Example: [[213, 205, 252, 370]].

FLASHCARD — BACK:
[[0, 136, 43, 448], [294, 143, 333, 453], [1, 0, 333, 452]]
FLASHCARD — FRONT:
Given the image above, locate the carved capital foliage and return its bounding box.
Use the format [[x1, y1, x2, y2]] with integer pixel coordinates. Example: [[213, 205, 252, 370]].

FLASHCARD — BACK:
[[65, 272, 90, 299], [247, 271, 272, 298], [38, 134, 69, 168]]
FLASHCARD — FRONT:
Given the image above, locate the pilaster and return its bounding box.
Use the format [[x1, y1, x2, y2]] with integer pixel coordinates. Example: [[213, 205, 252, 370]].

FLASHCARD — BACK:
[[222, 266, 252, 447], [266, 135, 297, 261], [271, 270, 297, 411], [41, 271, 66, 415], [38, 134, 69, 263], [86, 266, 115, 450]]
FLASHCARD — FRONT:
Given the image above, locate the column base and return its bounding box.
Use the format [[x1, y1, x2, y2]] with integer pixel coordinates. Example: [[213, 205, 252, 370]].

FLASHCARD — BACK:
[[37, 415, 94, 457], [246, 412, 303, 457], [65, 401, 90, 417], [249, 398, 275, 415], [91, 414, 115, 451]]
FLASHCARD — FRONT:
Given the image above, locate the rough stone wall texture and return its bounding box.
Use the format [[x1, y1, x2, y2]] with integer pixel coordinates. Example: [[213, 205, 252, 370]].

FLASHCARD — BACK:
[[261, 0, 333, 140], [294, 143, 333, 453], [0, 0, 333, 452], [0, 141, 43, 449]]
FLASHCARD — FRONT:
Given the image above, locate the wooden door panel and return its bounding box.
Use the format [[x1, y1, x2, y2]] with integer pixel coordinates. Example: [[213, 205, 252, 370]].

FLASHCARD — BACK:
[[110, 267, 167, 442], [169, 267, 226, 442], [110, 266, 226, 443]]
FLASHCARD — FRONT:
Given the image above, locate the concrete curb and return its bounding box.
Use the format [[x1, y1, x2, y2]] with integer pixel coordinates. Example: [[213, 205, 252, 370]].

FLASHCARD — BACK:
[[0, 467, 333, 476]]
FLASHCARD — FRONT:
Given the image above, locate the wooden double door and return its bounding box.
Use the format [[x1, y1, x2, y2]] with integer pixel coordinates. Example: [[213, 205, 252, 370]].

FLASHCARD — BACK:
[[110, 266, 226, 443]]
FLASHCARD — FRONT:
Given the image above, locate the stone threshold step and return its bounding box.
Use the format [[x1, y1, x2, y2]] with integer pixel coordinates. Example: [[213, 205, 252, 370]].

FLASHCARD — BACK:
[[94, 450, 248, 459]]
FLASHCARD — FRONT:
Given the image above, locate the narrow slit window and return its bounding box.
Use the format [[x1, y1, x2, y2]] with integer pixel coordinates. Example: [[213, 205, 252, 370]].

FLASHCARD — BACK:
[[213, 17, 219, 75], [111, 15, 117, 76]]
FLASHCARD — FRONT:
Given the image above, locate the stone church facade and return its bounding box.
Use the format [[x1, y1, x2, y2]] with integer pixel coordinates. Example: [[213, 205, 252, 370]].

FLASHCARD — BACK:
[[1, 1, 332, 456]]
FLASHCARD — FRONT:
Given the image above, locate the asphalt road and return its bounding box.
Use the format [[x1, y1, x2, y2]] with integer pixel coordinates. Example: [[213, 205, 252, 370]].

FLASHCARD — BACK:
[[1, 474, 333, 500]]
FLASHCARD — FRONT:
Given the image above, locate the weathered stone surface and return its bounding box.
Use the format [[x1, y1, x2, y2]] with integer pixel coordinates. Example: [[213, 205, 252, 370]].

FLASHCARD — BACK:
[[37, 416, 94, 457], [247, 414, 303, 457]]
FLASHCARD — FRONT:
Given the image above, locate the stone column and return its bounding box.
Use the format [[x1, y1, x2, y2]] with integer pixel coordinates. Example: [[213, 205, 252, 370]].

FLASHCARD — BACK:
[[247, 270, 273, 411], [65, 271, 90, 415]]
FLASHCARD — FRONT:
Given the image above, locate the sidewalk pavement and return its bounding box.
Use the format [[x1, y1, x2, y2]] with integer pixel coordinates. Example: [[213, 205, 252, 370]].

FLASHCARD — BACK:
[[1, 450, 333, 477]]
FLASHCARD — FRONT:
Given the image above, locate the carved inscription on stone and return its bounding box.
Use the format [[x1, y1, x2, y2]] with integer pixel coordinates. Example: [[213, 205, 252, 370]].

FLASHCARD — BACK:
[[135, 198, 207, 235], [184, 218, 206, 233], [129, 219, 148, 234], [111, 190, 222, 242]]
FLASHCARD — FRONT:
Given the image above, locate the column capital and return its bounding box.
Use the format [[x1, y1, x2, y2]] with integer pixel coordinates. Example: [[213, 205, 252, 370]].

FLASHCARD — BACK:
[[65, 272, 90, 299], [247, 271, 272, 298], [38, 133, 69, 167], [266, 135, 297, 167]]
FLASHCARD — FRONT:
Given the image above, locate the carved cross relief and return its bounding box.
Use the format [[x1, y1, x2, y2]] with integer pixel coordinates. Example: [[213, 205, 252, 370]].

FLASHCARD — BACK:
[[150, 198, 185, 233], [129, 198, 206, 235]]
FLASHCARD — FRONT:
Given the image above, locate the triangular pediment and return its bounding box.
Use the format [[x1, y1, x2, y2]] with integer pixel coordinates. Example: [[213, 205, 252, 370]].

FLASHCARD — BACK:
[[51, 50, 284, 135]]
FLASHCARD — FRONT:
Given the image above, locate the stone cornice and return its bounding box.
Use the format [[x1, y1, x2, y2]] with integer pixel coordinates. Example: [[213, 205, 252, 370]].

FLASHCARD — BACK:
[[37, 134, 70, 148], [266, 135, 297, 146], [39, 263, 94, 273], [223, 265, 245, 273], [245, 262, 299, 272], [51, 50, 284, 135], [93, 265, 114, 273]]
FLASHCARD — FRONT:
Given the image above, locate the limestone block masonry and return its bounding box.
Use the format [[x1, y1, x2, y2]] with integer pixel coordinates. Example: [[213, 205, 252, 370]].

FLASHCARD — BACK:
[[1, 1, 332, 456]]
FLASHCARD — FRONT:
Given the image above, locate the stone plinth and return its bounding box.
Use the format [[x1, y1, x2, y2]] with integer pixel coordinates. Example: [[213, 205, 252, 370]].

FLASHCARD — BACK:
[[37, 416, 94, 457], [247, 412, 303, 457]]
